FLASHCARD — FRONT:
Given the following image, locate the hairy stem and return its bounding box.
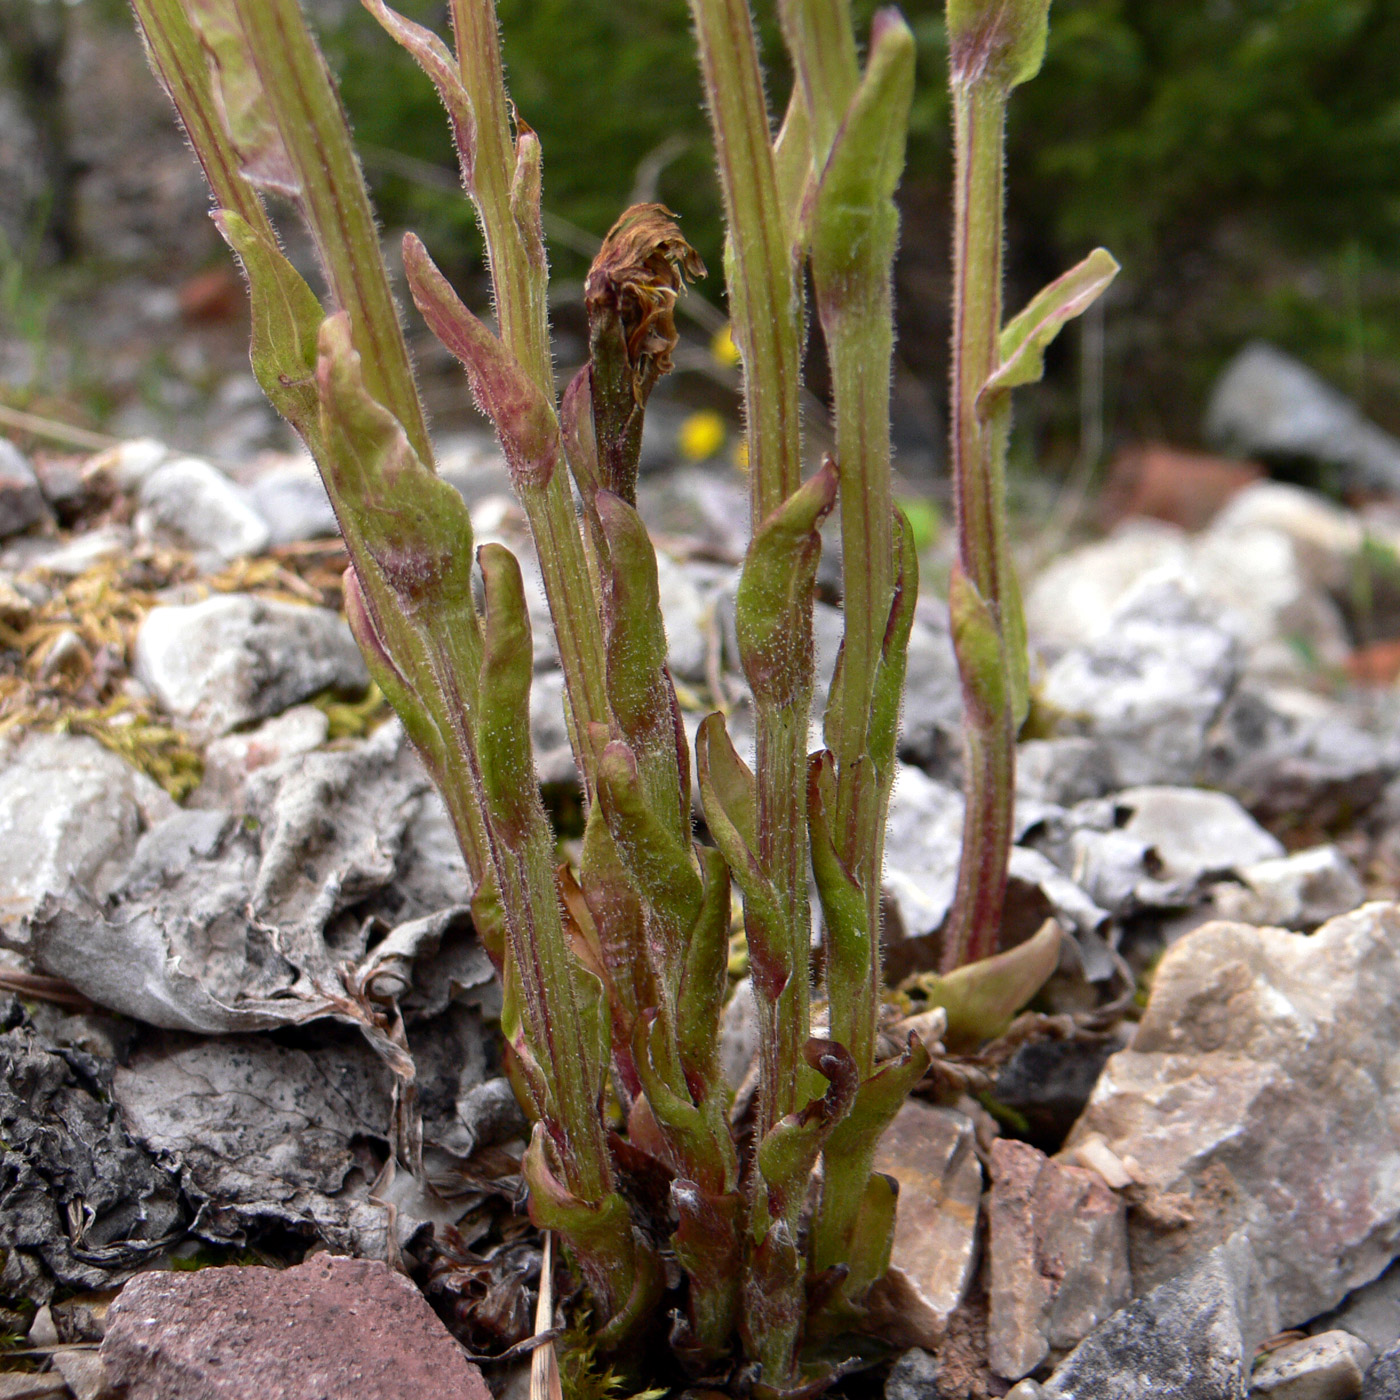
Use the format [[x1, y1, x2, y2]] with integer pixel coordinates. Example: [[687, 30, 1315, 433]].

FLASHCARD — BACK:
[[943, 78, 1015, 970], [688, 0, 811, 1132]]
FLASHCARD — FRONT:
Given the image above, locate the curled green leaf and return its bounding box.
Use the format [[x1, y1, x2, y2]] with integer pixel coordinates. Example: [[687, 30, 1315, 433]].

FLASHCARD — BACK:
[[216, 210, 323, 443], [808, 10, 915, 287], [982, 247, 1120, 407], [476, 542, 538, 847], [948, 560, 1006, 727], [361, 0, 476, 190], [187, 0, 298, 193], [734, 459, 838, 707]]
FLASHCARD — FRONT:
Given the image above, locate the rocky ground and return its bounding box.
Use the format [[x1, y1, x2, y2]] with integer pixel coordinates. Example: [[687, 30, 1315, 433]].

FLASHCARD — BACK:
[[4, 360, 1400, 1399], [6, 6, 1400, 1396]]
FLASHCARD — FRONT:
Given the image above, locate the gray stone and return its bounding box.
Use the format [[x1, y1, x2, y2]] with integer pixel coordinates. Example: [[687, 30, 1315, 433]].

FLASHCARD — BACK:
[[987, 1138, 1130, 1380], [2, 526, 131, 578], [1364, 1344, 1400, 1399], [1017, 738, 1117, 808], [135, 593, 368, 735], [0, 437, 51, 537], [1205, 343, 1400, 495], [0, 732, 175, 936], [50, 1350, 112, 1400], [112, 1033, 398, 1256], [656, 549, 711, 682], [1042, 1233, 1271, 1400], [101, 1256, 492, 1400], [1064, 904, 1400, 1332], [529, 668, 578, 787], [1250, 1331, 1372, 1399], [195, 705, 330, 806], [87, 438, 169, 492], [1203, 684, 1394, 830], [1210, 845, 1365, 932], [897, 603, 965, 776], [1190, 521, 1351, 681], [135, 456, 271, 559], [719, 977, 759, 1091], [244, 453, 338, 544], [1317, 1262, 1400, 1355], [866, 1100, 983, 1348], [994, 1035, 1123, 1155], [1041, 574, 1241, 787], [885, 1347, 940, 1400], [1048, 787, 1282, 920], [0, 1375, 70, 1399], [881, 764, 964, 950], [435, 432, 512, 505], [19, 722, 439, 1034], [1115, 786, 1284, 884], [635, 465, 749, 559], [1026, 520, 1192, 655], [1208, 483, 1362, 596]]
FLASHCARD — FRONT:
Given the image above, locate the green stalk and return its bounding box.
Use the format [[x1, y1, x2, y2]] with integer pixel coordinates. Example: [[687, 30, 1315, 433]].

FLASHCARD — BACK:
[[939, 1, 1117, 976], [687, 0, 810, 1135], [129, 0, 277, 247], [231, 0, 431, 465], [445, 0, 611, 793], [793, 6, 913, 1075], [942, 76, 1014, 970]]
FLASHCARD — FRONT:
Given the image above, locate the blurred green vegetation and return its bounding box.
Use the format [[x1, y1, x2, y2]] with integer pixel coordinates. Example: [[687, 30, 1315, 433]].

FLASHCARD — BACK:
[[319, 0, 1400, 448], [10, 0, 1396, 453]]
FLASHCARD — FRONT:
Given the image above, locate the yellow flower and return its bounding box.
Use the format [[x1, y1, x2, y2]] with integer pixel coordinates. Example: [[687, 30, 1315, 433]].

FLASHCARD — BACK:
[[709, 324, 742, 368], [678, 409, 727, 461]]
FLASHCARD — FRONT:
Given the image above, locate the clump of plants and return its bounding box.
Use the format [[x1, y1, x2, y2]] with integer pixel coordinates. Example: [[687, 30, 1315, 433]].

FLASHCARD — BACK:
[[128, 0, 1114, 1389]]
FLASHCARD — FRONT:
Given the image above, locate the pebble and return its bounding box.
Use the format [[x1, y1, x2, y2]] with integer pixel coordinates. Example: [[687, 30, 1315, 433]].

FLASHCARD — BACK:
[[0, 1376, 70, 1399], [1316, 1262, 1400, 1356], [884, 1347, 941, 1400], [243, 454, 338, 545], [1211, 845, 1365, 931], [0, 732, 174, 935], [1250, 1331, 1373, 1399], [135, 593, 368, 735], [1041, 1232, 1268, 1400], [50, 1351, 111, 1400], [0, 438, 51, 538], [986, 1138, 1130, 1381], [1363, 1344, 1400, 1399], [100, 1256, 491, 1400], [135, 456, 271, 560], [868, 1099, 982, 1349], [1205, 342, 1400, 496], [1040, 573, 1241, 788]]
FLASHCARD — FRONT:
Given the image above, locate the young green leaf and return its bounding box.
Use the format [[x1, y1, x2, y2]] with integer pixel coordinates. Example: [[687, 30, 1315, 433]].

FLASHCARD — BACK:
[[946, 0, 1051, 91], [402, 233, 561, 488], [361, 0, 478, 190], [981, 248, 1120, 406], [948, 560, 1007, 727], [915, 917, 1064, 1048]]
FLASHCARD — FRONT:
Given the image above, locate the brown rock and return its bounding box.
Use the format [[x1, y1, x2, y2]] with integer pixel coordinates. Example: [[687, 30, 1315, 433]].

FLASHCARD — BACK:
[[986, 1139, 1130, 1381], [1099, 442, 1263, 533], [0, 1375, 70, 1400], [865, 1099, 983, 1348], [101, 1255, 491, 1400]]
